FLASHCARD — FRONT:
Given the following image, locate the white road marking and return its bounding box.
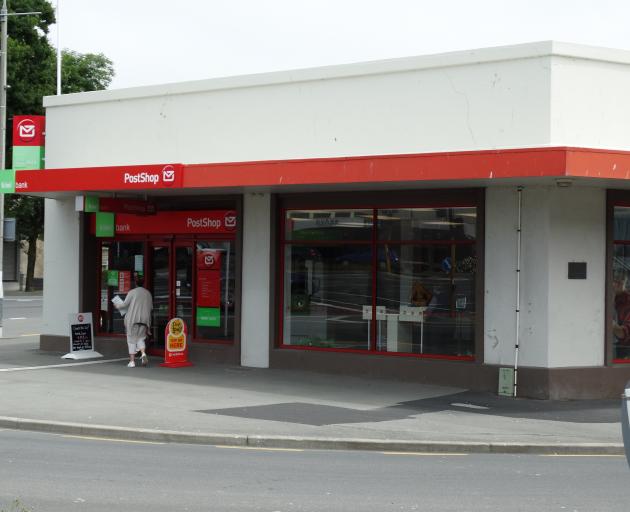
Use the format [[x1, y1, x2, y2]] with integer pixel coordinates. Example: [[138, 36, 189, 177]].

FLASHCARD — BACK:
[[450, 403, 490, 410], [0, 358, 128, 372], [7, 317, 27, 320], [216, 446, 304, 452], [63, 435, 164, 445], [20, 333, 40, 337]]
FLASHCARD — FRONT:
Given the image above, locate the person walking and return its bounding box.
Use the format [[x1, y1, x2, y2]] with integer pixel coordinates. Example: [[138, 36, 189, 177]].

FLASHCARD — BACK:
[[115, 274, 153, 367]]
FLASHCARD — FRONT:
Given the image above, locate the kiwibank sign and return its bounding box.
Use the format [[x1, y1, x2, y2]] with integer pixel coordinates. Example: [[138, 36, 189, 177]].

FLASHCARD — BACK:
[[0, 170, 15, 194]]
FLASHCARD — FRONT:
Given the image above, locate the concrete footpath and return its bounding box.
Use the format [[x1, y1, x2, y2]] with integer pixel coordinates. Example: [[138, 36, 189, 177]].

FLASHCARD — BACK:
[[0, 335, 625, 455]]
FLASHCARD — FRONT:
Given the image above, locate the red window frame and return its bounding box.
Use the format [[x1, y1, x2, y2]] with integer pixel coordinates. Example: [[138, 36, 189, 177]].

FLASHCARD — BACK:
[[278, 202, 478, 361], [610, 200, 630, 364]]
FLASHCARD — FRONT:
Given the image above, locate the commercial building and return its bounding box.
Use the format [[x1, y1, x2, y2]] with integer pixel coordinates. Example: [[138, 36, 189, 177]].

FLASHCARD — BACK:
[[21, 41, 630, 399]]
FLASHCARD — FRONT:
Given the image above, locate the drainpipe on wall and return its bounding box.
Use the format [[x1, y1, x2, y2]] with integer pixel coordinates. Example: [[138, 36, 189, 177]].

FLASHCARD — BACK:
[[513, 186, 523, 398]]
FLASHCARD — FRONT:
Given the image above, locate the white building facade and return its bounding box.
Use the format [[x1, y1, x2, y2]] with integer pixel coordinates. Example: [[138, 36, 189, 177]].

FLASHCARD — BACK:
[[25, 41, 630, 398]]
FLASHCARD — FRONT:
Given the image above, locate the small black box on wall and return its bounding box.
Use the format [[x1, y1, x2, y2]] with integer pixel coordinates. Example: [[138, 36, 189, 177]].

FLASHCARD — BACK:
[[568, 262, 587, 279]]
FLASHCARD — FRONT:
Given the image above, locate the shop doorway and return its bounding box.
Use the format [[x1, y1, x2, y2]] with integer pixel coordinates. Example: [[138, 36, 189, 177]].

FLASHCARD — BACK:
[[148, 239, 235, 353], [95, 209, 238, 349], [149, 242, 192, 351]]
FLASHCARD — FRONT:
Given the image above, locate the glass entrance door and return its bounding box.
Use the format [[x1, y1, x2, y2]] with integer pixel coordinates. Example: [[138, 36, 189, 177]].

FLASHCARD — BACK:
[[150, 244, 170, 350], [148, 238, 235, 352], [174, 244, 194, 334]]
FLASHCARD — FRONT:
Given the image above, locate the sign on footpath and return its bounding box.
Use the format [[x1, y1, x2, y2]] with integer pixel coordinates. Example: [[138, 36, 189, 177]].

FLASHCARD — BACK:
[[62, 313, 103, 360], [160, 317, 193, 368]]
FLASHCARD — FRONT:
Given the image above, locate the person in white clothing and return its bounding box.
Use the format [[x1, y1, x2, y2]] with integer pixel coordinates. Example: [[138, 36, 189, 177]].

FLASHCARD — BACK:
[[115, 274, 153, 367]]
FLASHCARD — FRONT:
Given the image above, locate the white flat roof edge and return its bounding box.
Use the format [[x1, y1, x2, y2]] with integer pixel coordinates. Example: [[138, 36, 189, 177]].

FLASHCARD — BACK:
[[43, 41, 630, 108]]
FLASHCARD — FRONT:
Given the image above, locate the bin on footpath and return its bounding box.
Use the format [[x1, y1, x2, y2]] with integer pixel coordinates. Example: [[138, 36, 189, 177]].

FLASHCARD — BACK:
[[623, 381, 630, 469]]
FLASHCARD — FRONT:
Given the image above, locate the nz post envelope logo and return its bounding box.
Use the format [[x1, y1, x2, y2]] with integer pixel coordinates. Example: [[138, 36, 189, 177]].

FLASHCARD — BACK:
[[224, 211, 237, 231], [162, 165, 176, 185], [17, 119, 36, 142]]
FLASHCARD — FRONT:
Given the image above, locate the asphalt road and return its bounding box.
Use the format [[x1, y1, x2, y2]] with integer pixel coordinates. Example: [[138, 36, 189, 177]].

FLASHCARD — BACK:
[[1, 429, 629, 512], [2, 296, 42, 338]]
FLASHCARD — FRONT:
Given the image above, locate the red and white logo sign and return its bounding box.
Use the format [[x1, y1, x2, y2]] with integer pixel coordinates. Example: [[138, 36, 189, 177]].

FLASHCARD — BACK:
[[17, 119, 36, 142], [162, 165, 176, 184], [77, 314, 84, 323], [224, 211, 237, 231], [13, 115, 45, 146], [121, 165, 179, 188], [14, 162, 183, 193], [197, 249, 222, 270], [88, 210, 237, 236]]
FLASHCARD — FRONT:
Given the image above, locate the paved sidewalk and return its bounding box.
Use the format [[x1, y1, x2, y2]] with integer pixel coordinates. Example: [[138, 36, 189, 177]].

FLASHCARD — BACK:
[[0, 337, 624, 454]]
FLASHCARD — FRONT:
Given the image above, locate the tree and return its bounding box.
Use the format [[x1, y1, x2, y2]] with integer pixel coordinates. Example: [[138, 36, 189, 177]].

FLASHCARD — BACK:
[[3, 0, 114, 291], [60, 50, 114, 94]]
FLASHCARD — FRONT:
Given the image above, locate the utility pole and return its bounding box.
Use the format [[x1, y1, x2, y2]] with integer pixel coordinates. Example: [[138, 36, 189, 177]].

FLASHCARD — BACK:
[[0, 0, 8, 336], [0, 2, 42, 335]]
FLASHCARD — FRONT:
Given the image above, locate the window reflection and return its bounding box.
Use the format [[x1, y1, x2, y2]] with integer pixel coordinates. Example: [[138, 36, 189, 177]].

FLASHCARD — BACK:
[[99, 241, 144, 334], [283, 244, 371, 349], [376, 244, 476, 356], [286, 209, 373, 241], [378, 208, 476, 241], [195, 241, 235, 341], [612, 223, 630, 361], [282, 207, 477, 358]]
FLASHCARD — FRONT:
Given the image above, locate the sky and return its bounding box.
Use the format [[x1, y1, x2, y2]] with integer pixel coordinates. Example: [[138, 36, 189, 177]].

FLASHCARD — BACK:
[[45, 0, 630, 90]]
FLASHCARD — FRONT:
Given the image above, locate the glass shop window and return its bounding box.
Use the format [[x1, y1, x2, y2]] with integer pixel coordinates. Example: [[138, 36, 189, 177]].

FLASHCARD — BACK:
[[281, 206, 477, 359], [99, 241, 144, 335], [612, 206, 630, 362], [195, 240, 236, 341]]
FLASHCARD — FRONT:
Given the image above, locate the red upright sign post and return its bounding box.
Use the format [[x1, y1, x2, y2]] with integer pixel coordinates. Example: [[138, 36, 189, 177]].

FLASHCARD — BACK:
[[160, 318, 193, 368]]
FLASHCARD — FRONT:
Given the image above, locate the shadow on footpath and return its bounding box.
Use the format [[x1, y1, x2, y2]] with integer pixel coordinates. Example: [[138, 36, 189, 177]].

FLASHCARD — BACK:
[[197, 391, 620, 426]]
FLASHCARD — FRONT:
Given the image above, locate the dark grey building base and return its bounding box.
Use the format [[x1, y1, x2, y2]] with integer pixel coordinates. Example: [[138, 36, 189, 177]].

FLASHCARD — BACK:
[[270, 349, 630, 400]]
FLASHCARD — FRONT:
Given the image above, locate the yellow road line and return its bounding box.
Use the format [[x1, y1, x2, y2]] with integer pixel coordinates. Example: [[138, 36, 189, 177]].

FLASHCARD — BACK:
[[540, 454, 624, 458], [382, 452, 468, 456], [63, 435, 164, 445], [216, 445, 303, 452]]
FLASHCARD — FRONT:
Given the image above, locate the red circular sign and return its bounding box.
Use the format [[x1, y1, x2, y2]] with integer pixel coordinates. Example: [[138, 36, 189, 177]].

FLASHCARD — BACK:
[[78, 314, 84, 322]]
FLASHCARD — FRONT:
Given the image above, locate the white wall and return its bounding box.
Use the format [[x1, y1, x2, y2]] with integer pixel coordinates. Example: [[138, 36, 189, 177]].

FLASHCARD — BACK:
[[484, 188, 519, 365], [551, 55, 630, 150], [485, 186, 606, 369], [45, 42, 630, 170], [485, 187, 551, 368], [43, 52, 552, 169], [240, 193, 271, 368], [42, 198, 81, 336], [547, 187, 606, 367]]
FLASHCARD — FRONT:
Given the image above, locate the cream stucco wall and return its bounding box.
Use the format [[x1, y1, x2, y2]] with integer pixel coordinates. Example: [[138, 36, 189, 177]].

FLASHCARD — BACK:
[[42, 198, 81, 336], [485, 186, 606, 368], [43, 44, 559, 169]]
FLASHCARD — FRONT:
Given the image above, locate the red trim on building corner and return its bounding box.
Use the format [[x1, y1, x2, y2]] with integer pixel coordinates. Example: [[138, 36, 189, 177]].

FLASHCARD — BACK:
[[16, 147, 630, 196]]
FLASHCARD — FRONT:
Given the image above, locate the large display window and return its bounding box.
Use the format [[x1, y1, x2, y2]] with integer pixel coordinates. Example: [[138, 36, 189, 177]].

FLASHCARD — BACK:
[[281, 205, 478, 359]]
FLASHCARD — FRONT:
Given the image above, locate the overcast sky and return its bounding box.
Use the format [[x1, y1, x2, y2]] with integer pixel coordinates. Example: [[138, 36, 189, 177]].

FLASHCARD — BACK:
[[46, 0, 630, 90]]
